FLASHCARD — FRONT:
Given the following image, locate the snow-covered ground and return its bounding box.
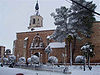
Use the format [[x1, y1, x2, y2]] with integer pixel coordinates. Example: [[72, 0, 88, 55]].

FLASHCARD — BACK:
[[0, 66, 64, 75], [0, 65, 100, 75], [70, 66, 100, 75]]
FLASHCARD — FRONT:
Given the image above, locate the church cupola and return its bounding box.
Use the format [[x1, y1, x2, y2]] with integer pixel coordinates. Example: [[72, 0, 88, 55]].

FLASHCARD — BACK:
[[28, 0, 43, 30]]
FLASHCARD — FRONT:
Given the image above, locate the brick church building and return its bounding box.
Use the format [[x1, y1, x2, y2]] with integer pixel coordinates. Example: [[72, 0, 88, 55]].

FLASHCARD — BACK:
[[14, 1, 100, 64]]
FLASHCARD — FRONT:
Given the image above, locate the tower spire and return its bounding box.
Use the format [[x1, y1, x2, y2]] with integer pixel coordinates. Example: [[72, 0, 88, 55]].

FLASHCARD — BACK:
[[28, 0, 43, 30], [35, 0, 39, 15]]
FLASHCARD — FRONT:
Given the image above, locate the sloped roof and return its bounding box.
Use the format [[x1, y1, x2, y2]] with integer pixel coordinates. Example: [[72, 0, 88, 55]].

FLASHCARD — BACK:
[[48, 42, 65, 48]]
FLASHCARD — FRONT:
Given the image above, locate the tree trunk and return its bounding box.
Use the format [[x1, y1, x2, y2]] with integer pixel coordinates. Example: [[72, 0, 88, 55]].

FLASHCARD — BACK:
[[70, 42, 72, 66], [72, 36, 76, 63], [67, 41, 70, 63], [64, 44, 67, 65], [48, 53, 50, 60], [88, 53, 90, 69], [83, 56, 86, 71]]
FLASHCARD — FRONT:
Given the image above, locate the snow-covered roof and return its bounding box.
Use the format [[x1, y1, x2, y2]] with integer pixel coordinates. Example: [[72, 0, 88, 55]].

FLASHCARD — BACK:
[[48, 42, 65, 48], [16, 27, 56, 33], [33, 27, 56, 31]]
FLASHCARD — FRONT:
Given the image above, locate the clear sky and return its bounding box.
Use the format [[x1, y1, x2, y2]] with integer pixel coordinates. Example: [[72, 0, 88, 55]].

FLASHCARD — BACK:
[[0, 0, 100, 51]]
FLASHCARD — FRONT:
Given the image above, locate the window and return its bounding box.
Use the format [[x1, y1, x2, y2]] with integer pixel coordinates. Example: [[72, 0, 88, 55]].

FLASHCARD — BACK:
[[37, 19, 40, 24], [23, 37, 28, 48], [33, 18, 35, 24], [38, 19, 39, 21], [41, 20, 42, 26], [23, 40, 27, 48]]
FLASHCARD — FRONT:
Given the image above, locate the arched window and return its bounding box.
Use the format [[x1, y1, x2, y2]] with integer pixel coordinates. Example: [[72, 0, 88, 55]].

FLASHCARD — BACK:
[[37, 19, 40, 24], [33, 18, 35, 24], [38, 19, 39, 21], [41, 20, 42, 25], [23, 37, 28, 48]]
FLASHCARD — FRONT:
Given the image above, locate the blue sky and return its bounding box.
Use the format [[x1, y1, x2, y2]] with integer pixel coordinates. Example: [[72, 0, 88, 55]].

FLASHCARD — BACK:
[[0, 0, 100, 51]]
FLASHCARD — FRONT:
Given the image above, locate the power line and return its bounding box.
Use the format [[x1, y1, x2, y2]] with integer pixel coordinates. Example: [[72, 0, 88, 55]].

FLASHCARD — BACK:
[[71, 0, 100, 16], [65, 0, 72, 4], [95, 14, 100, 20], [65, 0, 100, 16]]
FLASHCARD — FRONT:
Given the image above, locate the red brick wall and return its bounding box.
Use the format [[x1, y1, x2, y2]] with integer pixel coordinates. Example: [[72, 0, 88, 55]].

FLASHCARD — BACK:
[[14, 30, 54, 63], [72, 22, 100, 63], [90, 22, 100, 62], [14, 22, 100, 63]]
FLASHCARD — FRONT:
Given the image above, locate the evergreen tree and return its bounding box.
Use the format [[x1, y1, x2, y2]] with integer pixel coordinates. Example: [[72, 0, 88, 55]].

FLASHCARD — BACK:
[[69, 0, 96, 63], [70, 0, 96, 36], [50, 0, 96, 65], [81, 42, 95, 70]]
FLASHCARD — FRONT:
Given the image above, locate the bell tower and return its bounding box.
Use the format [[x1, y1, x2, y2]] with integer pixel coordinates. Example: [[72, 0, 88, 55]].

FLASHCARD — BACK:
[[28, 0, 43, 30]]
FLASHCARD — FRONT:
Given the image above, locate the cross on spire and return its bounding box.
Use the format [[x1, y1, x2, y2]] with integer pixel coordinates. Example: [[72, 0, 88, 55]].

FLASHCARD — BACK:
[[35, 0, 39, 15]]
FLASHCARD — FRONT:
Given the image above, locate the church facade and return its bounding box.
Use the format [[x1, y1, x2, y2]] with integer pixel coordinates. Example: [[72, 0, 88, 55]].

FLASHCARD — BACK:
[[14, 1, 100, 64]]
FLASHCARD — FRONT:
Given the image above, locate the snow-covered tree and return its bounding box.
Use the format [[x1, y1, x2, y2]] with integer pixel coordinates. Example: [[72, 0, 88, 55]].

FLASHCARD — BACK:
[[50, 0, 96, 65], [48, 56, 58, 64], [5, 49, 11, 55], [3, 57, 9, 64], [27, 57, 31, 64], [18, 57, 26, 64], [81, 42, 95, 70], [45, 46, 52, 60], [31, 55, 39, 64], [50, 6, 79, 65], [75, 55, 86, 63], [45, 46, 52, 54], [70, 0, 96, 36], [8, 55, 16, 64], [75, 55, 86, 71]]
